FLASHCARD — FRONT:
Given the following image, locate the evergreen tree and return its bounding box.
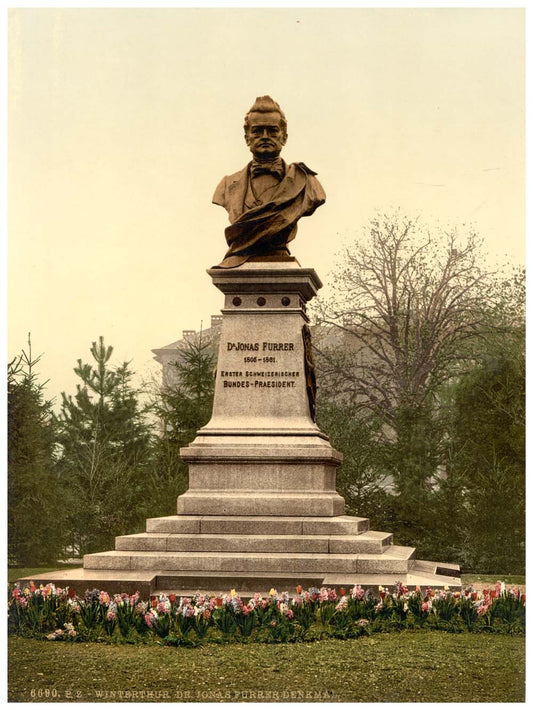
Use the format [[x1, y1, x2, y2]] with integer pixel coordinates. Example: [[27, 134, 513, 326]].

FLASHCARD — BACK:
[[55, 337, 151, 555], [8, 337, 65, 565], [444, 351, 525, 573], [316, 397, 395, 531], [148, 335, 216, 516]]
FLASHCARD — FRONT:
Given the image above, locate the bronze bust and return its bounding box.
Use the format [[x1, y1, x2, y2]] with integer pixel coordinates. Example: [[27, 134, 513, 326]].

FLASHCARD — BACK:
[[213, 96, 326, 268]]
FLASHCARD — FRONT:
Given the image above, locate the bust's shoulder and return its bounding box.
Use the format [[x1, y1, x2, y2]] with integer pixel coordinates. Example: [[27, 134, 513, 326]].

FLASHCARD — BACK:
[[292, 162, 318, 176], [220, 164, 250, 186], [213, 164, 250, 211]]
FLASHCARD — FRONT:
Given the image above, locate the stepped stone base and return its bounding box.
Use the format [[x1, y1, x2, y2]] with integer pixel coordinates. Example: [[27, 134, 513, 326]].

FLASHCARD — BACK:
[[16, 514, 461, 596]]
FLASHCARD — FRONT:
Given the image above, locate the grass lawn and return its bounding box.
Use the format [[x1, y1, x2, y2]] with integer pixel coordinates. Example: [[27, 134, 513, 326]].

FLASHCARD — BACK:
[[8, 631, 525, 703], [461, 573, 525, 587]]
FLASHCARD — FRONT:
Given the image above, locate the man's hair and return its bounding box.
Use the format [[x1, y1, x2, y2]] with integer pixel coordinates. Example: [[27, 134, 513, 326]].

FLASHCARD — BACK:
[[244, 96, 287, 136]]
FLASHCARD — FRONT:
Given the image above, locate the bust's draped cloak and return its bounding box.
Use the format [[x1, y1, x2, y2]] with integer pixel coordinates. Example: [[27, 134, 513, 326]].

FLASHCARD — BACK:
[[212, 161, 326, 268]]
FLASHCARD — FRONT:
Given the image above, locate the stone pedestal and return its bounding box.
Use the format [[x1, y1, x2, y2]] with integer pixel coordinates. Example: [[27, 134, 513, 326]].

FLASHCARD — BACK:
[[178, 259, 345, 517], [17, 259, 460, 596]]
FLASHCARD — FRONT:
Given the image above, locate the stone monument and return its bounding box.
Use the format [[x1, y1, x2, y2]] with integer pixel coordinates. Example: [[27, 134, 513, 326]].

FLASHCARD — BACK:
[[18, 97, 460, 596]]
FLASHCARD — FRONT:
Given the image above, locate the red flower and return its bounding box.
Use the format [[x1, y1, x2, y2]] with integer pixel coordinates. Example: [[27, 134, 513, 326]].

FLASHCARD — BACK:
[[68, 588, 76, 598], [471, 592, 478, 601], [521, 594, 526, 604], [30, 582, 36, 593], [151, 598, 157, 608], [215, 597, 223, 607], [339, 588, 346, 597], [296, 585, 303, 595], [490, 590, 497, 598], [379, 590, 386, 599], [169, 594, 176, 604], [483, 589, 489, 597]]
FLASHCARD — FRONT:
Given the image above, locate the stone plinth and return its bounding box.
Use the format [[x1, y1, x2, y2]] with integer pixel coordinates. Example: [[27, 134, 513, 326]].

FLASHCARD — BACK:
[[177, 259, 345, 517], [17, 259, 461, 596]]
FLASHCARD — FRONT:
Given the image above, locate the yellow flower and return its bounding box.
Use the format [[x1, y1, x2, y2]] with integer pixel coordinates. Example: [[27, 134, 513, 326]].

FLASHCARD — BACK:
[[444, 585, 449, 591], [229, 589, 236, 598], [269, 588, 277, 597]]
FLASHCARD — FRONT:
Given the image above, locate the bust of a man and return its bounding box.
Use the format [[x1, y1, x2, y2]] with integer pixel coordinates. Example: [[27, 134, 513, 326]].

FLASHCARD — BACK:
[[213, 96, 326, 268]]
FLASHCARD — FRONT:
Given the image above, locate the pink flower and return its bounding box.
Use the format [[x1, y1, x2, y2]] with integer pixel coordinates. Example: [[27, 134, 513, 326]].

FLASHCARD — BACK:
[[352, 585, 365, 601], [328, 588, 337, 602], [358, 619, 369, 626], [157, 601, 170, 615], [99, 591, 110, 605], [421, 602, 429, 612], [144, 612, 155, 628], [285, 608, 294, 620], [107, 610, 116, 621]]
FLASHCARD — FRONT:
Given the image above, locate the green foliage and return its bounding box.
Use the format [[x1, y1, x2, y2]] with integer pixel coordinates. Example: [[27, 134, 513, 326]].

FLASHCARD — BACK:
[[148, 335, 216, 517], [54, 337, 151, 555], [444, 353, 525, 573], [313, 215, 525, 573], [8, 338, 66, 565], [315, 400, 392, 523]]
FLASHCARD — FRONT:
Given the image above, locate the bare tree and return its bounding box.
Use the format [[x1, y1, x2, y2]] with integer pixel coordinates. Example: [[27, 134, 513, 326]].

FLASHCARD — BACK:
[[314, 213, 493, 432]]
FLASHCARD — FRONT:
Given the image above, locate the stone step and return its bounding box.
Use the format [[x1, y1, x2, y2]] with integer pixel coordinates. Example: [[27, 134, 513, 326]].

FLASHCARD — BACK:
[[156, 571, 326, 594], [115, 531, 392, 554], [84, 546, 416, 575], [176, 490, 345, 516], [14, 560, 461, 599], [146, 514, 370, 536]]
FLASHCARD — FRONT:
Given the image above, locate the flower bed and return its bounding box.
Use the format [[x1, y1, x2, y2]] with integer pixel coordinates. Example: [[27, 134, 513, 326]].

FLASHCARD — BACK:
[[8, 581, 525, 645]]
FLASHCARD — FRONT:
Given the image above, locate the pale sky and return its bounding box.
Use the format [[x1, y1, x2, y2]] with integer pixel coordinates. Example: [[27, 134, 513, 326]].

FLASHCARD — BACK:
[[7, 7, 525, 408]]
